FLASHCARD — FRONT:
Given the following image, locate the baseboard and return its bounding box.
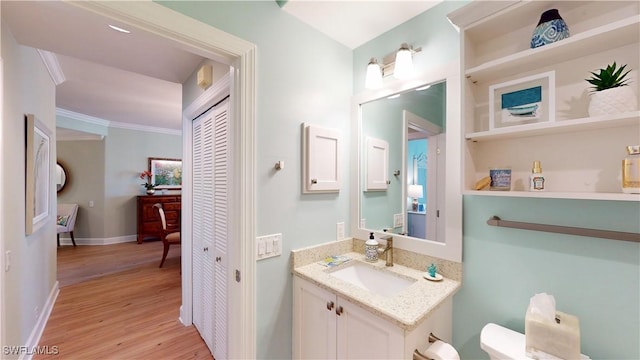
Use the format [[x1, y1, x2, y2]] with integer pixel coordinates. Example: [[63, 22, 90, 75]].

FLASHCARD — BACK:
[[19, 281, 59, 360], [58, 235, 137, 246]]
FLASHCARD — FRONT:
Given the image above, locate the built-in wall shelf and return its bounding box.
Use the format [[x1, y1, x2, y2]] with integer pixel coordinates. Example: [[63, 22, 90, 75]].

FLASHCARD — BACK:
[[449, 1, 640, 202], [466, 15, 640, 83], [465, 111, 640, 142], [464, 190, 640, 202]]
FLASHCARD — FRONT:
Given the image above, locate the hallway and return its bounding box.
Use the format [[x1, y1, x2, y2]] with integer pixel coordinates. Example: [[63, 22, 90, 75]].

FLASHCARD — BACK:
[[35, 242, 212, 359]]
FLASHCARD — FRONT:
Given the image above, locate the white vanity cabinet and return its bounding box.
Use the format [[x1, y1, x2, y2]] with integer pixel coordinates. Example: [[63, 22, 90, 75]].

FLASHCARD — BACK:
[[293, 276, 452, 359]]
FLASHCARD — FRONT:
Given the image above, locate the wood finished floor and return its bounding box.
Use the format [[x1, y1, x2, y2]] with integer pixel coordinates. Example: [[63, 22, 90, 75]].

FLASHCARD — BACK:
[[36, 241, 213, 360]]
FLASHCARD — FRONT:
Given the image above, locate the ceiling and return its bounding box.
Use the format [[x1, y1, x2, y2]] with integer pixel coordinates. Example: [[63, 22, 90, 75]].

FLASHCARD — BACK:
[[2, 0, 440, 135]]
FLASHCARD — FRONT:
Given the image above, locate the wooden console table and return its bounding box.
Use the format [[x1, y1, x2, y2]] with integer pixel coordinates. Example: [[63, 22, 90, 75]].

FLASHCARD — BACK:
[[136, 193, 181, 244]]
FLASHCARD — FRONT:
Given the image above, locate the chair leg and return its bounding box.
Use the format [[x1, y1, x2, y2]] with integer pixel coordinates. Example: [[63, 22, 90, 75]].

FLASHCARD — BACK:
[[57, 234, 60, 247], [70, 231, 77, 247], [159, 243, 170, 268]]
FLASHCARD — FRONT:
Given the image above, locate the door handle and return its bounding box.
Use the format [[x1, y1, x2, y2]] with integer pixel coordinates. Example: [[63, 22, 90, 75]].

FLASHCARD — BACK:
[[326, 301, 334, 311], [335, 305, 343, 316]]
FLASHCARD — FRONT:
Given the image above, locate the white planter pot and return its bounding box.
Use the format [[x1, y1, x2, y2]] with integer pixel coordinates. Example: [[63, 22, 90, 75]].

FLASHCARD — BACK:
[[588, 86, 638, 117]]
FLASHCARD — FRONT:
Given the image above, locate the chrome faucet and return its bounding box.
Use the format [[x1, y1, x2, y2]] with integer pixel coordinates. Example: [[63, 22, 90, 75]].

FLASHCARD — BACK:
[[377, 235, 394, 267]]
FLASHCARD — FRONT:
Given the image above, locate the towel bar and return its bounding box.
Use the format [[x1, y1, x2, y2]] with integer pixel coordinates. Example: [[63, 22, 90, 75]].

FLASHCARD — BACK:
[[487, 216, 640, 243]]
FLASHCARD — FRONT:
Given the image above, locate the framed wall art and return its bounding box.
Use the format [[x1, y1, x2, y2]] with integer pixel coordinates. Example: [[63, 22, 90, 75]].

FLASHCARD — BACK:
[[25, 114, 52, 235], [148, 157, 182, 189], [489, 71, 555, 130]]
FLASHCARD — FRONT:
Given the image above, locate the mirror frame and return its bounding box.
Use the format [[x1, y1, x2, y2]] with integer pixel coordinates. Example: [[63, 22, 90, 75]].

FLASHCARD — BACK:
[[56, 160, 69, 194], [350, 61, 462, 262]]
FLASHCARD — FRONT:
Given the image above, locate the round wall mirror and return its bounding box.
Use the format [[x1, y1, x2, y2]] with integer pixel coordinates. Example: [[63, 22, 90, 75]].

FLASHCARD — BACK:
[[56, 161, 69, 193]]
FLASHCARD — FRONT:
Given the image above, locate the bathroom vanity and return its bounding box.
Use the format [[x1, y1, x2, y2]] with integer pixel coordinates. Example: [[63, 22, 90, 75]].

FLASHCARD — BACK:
[[292, 239, 461, 359]]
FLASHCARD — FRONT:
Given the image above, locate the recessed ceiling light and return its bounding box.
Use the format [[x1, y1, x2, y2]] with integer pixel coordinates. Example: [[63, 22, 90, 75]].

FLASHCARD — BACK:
[[415, 85, 432, 91], [108, 24, 131, 34], [387, 94, 401, 99]]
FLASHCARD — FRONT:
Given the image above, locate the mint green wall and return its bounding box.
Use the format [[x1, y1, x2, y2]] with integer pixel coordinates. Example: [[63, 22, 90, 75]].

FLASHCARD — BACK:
[[158, 2, 352, 358], [353, 1, 640, 358], [457, 197, 639, 359], [1, 23, 58, 352]]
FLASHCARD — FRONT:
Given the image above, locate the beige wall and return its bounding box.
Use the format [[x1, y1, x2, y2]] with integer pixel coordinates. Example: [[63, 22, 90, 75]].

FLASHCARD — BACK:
[[56, 128, 182, 241], [1, 22, 57, 352], [57, 139, 106, 238]]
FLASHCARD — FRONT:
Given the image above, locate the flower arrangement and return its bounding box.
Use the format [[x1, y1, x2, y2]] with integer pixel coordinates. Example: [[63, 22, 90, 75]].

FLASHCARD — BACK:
[[140, 170, 155, 190]]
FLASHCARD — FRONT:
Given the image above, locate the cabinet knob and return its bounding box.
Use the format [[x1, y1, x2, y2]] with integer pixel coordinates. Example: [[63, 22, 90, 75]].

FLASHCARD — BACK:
[[326, 301, 334, 311], [311, 179, 318, 184], [335, 305, 343, 316], [204, 247, 208, 252], [216, 256, 222, 262]]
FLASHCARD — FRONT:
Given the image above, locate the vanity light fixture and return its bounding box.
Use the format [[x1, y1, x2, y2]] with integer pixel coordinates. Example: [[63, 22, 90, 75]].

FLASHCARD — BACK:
[[108, 24, 131, 34], [365, 43, 422, 88], [415, 84, 432, 91], [387, 94, 401, 99], [365, 58, 383, 89], [393, 43, 413, 80]]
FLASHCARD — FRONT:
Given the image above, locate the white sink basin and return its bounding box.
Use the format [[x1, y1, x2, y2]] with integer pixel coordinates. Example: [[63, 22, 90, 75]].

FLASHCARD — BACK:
[[329, 262, 415, 297]]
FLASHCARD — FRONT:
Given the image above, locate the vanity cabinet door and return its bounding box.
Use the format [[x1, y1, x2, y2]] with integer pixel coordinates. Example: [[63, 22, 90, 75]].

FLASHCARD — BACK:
[[293, 277, 337, 359], [336, 296, 404, 359]]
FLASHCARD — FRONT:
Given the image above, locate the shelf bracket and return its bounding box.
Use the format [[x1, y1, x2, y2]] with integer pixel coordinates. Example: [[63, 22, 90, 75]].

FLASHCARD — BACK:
[[487, 216, 640, 243]]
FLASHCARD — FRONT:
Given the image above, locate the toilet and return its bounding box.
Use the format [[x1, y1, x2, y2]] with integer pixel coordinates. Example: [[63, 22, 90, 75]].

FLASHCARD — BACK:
[[481, 323, 528, 359], [480, 323, 590, 360]]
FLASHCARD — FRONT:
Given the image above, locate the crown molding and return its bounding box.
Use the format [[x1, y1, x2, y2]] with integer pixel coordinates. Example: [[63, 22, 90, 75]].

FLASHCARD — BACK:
[[109, 121, 181, 136], [56, 108, 110, 127], [37, 50, 66, 85], [56, 108, 181, 135]]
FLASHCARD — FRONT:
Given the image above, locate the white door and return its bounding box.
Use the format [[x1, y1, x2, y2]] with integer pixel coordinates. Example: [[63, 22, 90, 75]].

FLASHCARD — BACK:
[[192, 99, 230, 359], [336, 297, 404, 359], [293, 277, 337, 360]]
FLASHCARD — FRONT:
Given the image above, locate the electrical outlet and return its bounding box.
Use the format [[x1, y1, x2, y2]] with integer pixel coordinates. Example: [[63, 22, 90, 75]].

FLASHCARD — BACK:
[[336, 222, 345, 241], [5, 250, 11, 272], [393, 213, 404, 228]]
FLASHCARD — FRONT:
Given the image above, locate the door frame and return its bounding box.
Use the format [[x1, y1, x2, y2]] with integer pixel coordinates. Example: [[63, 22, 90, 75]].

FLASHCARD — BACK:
[[67, 2, 256, 358]]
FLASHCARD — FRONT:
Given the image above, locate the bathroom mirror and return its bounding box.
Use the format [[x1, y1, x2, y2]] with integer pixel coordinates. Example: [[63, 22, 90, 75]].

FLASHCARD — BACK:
[[350, 62, 462, 262], [56, 161, 68, 193]]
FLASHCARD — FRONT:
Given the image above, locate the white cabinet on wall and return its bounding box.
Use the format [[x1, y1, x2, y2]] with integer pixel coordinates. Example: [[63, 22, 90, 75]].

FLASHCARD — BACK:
[[448, 1, 640, 202], [302, 123, 342, 193], [365, 136, 389, 191]]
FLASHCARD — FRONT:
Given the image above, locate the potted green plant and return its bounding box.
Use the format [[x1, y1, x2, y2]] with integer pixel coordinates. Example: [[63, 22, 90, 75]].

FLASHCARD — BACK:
[[586, 62, 637, 116]]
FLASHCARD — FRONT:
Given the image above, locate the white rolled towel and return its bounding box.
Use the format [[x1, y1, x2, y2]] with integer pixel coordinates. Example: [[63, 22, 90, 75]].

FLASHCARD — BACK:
[[424, 340, 460, 360]]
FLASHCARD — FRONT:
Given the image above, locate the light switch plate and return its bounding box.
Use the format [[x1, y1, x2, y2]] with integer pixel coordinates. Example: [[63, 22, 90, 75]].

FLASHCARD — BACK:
[[256, 233, 282, 261]]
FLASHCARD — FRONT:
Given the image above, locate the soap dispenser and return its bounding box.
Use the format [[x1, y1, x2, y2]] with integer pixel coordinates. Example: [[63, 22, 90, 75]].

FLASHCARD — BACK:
[[365, 232, 378, 262]]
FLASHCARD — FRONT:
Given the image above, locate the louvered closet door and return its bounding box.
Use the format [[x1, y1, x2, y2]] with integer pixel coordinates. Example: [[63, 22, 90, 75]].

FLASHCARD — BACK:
[[191, 99, 230, 359], [212, 101, 229, 359]]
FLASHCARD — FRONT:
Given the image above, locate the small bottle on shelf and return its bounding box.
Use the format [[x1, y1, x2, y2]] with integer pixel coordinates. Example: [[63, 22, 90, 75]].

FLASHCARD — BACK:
[[622, 145, 640, 194], [529, 160, 545, 191]]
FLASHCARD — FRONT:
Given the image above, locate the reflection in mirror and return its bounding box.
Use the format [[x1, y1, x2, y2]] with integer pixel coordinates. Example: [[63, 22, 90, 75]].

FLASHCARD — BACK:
[[56, 162, 68, 193], [360, 81, 446, 242]]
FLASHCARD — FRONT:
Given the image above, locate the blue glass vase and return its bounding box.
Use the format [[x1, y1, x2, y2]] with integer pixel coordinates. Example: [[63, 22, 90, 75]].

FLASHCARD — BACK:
[[530, 9, 570, 48]]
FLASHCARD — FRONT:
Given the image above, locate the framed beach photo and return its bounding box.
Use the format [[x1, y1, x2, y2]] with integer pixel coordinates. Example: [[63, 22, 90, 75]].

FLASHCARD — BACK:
[[148, 157, 182, 189], [489, 71, 555, 130], [25, 114, 52, 235]]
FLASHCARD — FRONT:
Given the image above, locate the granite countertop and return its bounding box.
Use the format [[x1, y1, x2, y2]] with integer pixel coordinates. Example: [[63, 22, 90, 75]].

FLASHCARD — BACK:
[[293, 251, 461, 331]]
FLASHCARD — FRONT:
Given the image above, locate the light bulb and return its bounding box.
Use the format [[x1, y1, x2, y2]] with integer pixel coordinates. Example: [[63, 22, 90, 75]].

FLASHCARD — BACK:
[[394, 43, 413, 80], [365, 58, 383, 89]]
